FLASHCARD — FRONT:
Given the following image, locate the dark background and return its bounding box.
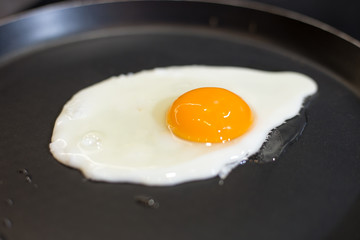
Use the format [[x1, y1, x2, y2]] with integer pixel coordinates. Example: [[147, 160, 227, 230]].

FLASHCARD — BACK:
[[0, 0, 360, 41]]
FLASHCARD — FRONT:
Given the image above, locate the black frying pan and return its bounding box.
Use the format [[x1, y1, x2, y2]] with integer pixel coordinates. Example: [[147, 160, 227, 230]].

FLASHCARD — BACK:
[[0, 1, 359, 239]]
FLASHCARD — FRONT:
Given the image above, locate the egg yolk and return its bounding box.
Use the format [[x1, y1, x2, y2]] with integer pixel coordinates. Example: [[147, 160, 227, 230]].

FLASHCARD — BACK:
[[166, 87, 253, 143]]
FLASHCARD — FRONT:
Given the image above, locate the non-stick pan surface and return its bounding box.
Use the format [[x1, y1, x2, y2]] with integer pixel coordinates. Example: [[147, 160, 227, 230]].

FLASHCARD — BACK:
[[0, 1, 359, 239]]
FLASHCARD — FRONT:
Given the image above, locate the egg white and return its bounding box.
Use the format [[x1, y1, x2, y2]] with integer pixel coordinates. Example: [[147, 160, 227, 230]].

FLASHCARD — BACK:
[[49, 66, 317, 186]]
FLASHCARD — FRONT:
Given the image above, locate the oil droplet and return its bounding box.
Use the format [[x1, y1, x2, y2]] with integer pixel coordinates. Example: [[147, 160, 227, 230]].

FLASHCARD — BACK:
[[5, 199, 13, 206], [2, 218, 12, 228], [25, 175, 32, 183], [18, 168, 29, 175], [218, 179, 224, 186], [18, 168, 34, 184], [134, 195, 159, 209]]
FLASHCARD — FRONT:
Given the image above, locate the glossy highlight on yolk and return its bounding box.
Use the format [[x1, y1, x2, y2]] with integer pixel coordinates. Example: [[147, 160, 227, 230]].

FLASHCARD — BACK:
[[167, 87, 253, 143]]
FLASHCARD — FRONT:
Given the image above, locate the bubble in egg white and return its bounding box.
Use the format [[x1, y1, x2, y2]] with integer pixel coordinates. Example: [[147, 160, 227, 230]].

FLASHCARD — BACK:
[[49, 65, 317, 186], [79, 132, 103, 152]]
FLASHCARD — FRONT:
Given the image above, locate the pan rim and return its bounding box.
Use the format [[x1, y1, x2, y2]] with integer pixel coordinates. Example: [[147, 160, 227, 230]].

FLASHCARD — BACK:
[[0, 0, 359, 49]]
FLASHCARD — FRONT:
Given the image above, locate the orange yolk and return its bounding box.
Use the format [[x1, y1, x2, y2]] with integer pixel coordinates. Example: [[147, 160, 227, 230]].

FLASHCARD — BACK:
[[166, 87, 253, 143]]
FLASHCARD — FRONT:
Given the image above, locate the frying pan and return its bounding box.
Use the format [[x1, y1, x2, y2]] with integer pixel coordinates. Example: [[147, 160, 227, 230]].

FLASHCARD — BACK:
[[0, 1, 359, 239]]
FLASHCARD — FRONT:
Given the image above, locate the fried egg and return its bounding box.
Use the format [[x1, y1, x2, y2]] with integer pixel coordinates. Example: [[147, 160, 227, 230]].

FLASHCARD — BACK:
[[49, 66, 317, 186]]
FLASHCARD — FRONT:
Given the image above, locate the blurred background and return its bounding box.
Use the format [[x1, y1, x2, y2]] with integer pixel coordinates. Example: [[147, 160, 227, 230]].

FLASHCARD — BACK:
[[0, 0, 359, 41]]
